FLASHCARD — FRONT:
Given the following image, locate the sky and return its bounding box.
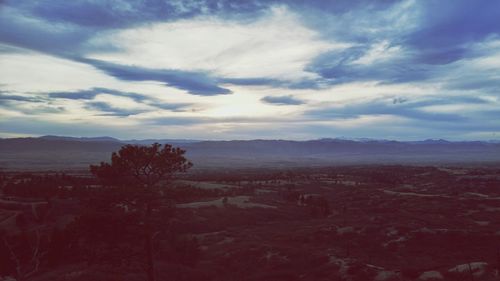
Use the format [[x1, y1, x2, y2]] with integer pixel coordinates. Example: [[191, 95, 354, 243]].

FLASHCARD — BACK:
[[0, 0, 499, 140]]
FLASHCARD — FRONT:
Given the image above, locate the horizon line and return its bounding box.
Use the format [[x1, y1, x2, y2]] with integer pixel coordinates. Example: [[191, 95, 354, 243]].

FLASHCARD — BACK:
[[1, 134, 500, 143]]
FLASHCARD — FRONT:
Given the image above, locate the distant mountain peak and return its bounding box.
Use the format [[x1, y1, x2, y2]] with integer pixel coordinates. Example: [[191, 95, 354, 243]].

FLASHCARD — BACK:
[[420, 139, 450, 144], [39, 135, 121, 142]]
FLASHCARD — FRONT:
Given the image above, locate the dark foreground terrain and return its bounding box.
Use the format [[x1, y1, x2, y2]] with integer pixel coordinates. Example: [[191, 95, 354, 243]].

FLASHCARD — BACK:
[[1, 165, 500, 281]]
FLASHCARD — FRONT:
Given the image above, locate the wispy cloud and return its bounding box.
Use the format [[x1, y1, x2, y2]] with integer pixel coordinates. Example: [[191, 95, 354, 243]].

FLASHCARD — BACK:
[[305, 96, 489, 123], [85, 7, 335, 81], [261, 95, 305, 106]]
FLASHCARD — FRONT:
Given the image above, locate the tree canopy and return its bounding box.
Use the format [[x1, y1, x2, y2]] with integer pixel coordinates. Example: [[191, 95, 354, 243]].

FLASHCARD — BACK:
[[90, 143, 192, 189]]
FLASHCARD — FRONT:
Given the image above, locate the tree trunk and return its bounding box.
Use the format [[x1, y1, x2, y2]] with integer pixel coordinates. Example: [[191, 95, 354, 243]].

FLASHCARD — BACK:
[[145, 203, 155, 281], [145, 232, 155, 281]]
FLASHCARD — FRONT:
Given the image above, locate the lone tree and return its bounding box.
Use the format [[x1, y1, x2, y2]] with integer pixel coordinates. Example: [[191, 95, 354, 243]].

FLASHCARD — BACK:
[[90, 143, 192, 189], [89, 143, 192, 281]]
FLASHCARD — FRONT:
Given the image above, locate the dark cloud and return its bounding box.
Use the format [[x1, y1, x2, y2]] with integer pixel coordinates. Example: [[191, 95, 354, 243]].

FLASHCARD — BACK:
[[219, 77, 280, 86], [85, 101, 145, 117], [26, 106, 66, 115], [49, 89, 110, 100], [78, 58, 232, 96], [153, 103, 192, 112], [406, 0, 500, 64], [0, 102, 65, 115], [5, 0, 268, 29], [219, 77, 322, 90], [288, 0, 401, 14], [49, 87, 147, 102], [0, 91, 63, 114], [401, 96, 489, 107], [0, 93, 44, 103], [261, 95, 305, 106], [413, 47, 467, 66], [48, 87, 192, 111], [31, 1, 145, 28], [305, 47, 432, 85], [0, 7, 94, 55]]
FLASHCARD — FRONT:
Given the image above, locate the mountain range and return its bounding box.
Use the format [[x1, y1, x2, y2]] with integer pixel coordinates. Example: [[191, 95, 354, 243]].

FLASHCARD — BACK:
[[0, 136, 499, 170]]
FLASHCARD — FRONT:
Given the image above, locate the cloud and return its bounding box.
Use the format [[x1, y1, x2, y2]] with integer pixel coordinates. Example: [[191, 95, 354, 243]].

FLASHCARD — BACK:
[[12, 0, 268, 29], [85, 101, 145, 117], [305, 96, 490, 123], [5, 0, 405, 32], [10, 0, 402, 32], [305, 45, 432, 84], [437, 41, 500, 94], [0, 6, 94, 56], [261, 95, 305, 105], [219, 77, 284, 87], [48, 87, 147, 102], [48, 87, 192, 112], [79, 58, 232, 96], [0, 0, 272, 57], [0, 93, 44, 103], [0, 101, 65, 116], [219, 77, 323, 90], [406, 0, 500, 64], [301, 0, 500, 86], [0, 91, 65, 115], [86, 6, 335, 81], [30, 1, 155, 28]]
